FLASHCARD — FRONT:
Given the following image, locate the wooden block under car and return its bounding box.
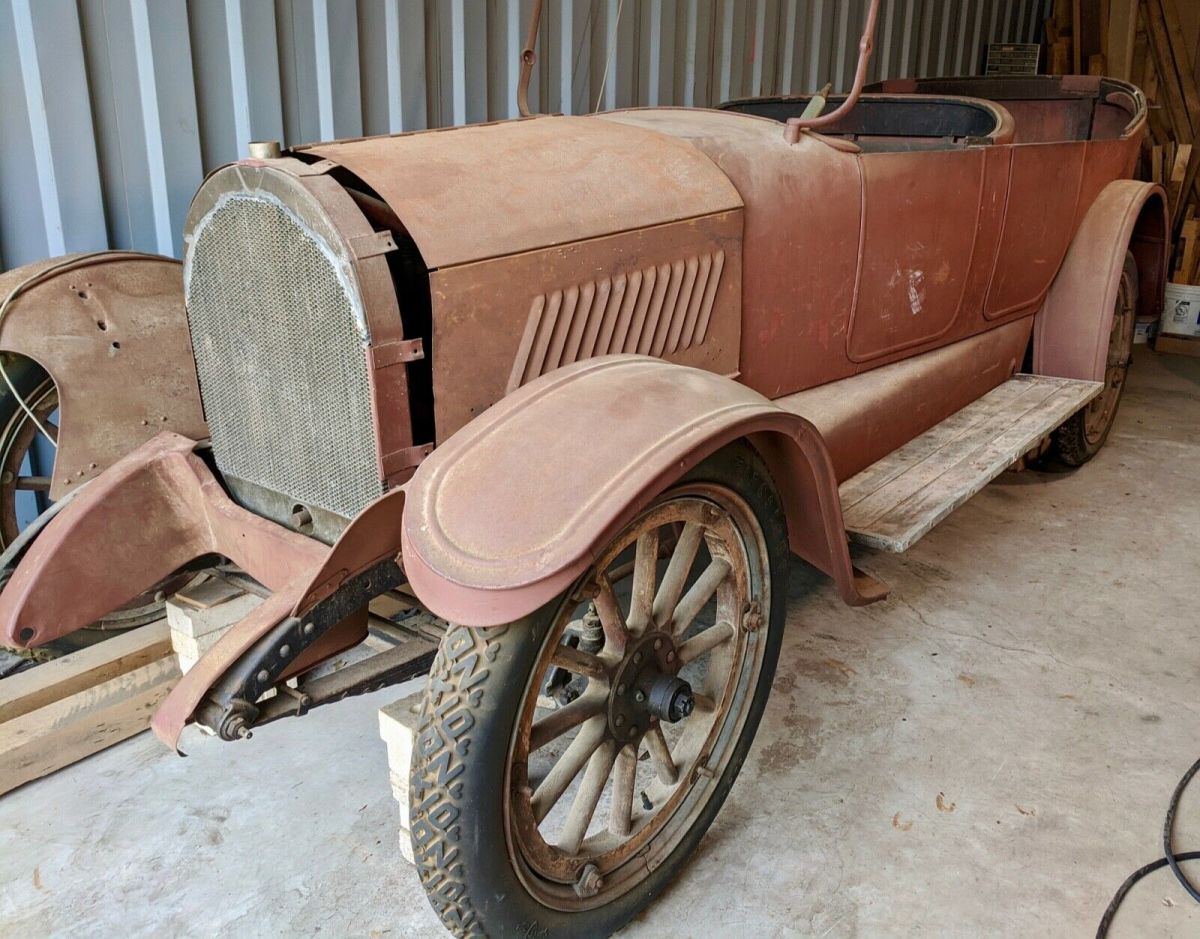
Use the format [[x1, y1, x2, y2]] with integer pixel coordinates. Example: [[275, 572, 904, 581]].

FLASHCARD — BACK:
[[0, 623, 180, 796], [167, 590, 260, 673], [378, 689, 425, 864]]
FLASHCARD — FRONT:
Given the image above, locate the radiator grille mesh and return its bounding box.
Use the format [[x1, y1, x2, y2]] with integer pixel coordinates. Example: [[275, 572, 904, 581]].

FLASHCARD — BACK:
[[509, 250, 725, 390], [185, 193, 384, 519]]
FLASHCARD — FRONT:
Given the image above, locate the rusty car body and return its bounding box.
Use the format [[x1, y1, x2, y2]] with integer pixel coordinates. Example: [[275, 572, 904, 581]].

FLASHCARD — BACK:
[[0, 2, 1167, 935]]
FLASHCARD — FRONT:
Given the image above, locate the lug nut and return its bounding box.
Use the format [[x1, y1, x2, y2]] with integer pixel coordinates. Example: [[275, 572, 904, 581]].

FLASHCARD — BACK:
[[574, 863, 604, 899], [653, 638, 663, 650], [634, 690, 646, 703], [615, 715, 625, 727]]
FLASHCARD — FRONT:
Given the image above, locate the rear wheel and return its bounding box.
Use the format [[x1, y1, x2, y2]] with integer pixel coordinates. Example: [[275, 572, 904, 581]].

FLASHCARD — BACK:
[[1044, 252, 1138, 467], [408, 442, 788, 937], [0, 358, 56, 551]]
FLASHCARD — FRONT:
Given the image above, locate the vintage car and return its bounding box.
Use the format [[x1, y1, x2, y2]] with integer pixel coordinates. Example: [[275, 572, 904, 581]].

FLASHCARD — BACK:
[[0, 1, 1167, 935]]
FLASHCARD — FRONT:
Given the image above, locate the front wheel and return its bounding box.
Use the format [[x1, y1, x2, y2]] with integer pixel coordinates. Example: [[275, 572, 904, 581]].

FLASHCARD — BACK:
[[408, 442, 788, 937]]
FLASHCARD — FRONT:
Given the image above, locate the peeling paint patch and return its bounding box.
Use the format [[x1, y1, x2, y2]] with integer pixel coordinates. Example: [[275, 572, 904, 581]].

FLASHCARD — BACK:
[[907, 270, 926, 316]]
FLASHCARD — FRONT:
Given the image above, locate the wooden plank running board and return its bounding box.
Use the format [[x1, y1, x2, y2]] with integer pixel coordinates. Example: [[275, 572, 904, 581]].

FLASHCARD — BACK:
[[840, 374, 1103, 553]]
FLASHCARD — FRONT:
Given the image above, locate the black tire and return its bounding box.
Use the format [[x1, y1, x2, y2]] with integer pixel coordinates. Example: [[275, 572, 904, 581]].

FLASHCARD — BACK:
[[1044, 252, 1138, 468], [408, 442, 789, 938]]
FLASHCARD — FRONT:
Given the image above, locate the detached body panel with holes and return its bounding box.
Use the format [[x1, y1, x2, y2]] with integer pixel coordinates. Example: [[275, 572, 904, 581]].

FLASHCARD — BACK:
[[0, 68, 1169, 937]]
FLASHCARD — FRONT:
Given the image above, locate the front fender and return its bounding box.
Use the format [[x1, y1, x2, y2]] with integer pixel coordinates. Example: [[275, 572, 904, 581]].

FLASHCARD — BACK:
[[1034, 180, 1168, 381], [402, 355, 887, 627]]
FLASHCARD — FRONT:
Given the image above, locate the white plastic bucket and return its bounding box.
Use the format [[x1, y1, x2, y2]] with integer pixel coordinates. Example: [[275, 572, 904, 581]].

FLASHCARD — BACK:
[[1161, 283, 1200, 338]]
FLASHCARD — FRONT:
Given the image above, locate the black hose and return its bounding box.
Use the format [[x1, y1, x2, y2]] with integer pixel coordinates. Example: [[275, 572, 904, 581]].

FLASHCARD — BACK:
[[1164, 757, 1200, 905], [1096, 755, 1200, 937]]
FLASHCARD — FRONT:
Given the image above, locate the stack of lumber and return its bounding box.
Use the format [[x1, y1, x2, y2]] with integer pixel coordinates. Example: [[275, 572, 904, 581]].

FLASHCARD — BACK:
[[1131, 1, 1200, 274], [0, 621, 180, 796], [1047, 2, 1200, 287], [1131, 0, 1200, 356]]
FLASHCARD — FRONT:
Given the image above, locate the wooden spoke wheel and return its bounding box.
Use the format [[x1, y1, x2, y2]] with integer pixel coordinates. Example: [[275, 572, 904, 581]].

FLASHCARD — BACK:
[[1046, 252, 1138, 468], [409, 443, 788, 937], [0, 368, 56, 550]]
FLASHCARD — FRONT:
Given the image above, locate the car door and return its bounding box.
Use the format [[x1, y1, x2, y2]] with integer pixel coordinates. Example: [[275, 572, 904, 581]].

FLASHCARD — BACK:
[[846, 144, 1007, 362]]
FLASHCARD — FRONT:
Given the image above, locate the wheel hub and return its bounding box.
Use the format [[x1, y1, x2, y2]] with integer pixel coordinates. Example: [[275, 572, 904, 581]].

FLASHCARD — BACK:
[[606, 630, 689, 740]]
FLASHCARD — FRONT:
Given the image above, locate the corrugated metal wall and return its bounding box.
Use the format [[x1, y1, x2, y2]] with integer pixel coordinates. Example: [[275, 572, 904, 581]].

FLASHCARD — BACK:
[[0, 0, 1047, 272]]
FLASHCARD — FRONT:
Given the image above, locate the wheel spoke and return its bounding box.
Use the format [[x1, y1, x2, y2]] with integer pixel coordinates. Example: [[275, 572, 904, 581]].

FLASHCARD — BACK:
[[609, 744, 638, 836], [593, 573, 630, 656], [677, 620, 735, 665], [549, 644, 608, 683], [626, 529, 659, 633], [530, 695, 605, 752], [42, 420, 59, 444], [558, 738, 619, 854], [644, 723, 679, 785], [14, 476, 50, 491], [652, 521, 704, 627], [531, 716, 607, 822], [669, 558, 731, 638], [692, 693, 716, 715]]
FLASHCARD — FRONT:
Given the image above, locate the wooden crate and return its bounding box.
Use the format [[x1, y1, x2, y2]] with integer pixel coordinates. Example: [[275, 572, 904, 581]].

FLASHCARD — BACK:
[[0, 621, 179, 796]]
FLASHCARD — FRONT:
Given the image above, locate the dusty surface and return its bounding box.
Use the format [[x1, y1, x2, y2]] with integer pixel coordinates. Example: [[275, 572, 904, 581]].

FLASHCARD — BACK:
[[1, 347, 1197, 937]]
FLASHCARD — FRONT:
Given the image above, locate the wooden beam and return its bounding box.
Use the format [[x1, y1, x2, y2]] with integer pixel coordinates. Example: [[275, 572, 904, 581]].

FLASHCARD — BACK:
[[0, 621, 171, 724], [1073, 0, 1083, 73], [0, 655, 179, 796], [1143, 1, 1193, 142], [1108, 0, 1138, 80], [1157, 0, 1200, 133]]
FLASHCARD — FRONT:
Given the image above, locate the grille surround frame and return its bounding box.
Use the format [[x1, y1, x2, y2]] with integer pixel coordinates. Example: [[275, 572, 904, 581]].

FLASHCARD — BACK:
[[182, 160, 415, 532]]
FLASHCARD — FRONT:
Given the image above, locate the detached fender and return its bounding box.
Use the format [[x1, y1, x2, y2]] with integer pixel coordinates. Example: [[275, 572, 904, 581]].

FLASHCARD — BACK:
[[0, 251, 207, 499], [402, 356, 887, 628], [1034, 180, 1168, 381]]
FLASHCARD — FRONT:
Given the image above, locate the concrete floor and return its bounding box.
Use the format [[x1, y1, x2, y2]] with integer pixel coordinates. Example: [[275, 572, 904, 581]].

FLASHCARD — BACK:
[[1, 347, 1198, 938]]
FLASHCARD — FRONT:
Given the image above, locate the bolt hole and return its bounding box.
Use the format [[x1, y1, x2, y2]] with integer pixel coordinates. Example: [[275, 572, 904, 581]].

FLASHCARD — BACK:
[[97, 321, 107, 331], [18, 627, 34, 642], [111, 341, 120, 350], [77, 290, 89, 300]]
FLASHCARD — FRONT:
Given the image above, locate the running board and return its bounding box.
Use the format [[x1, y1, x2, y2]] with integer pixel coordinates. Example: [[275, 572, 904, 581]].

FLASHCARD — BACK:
[[840, 374, 1104, 553]]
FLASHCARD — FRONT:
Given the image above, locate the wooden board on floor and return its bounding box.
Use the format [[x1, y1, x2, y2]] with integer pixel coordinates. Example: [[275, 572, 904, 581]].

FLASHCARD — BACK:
[[0, 655, 179, 796], [0, 621, 171, 724], [840, 375, 1103, 553]]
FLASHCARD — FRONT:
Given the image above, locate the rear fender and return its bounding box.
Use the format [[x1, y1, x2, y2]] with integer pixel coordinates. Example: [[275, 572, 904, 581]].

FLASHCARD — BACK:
[[401, 356, 888, 628], [1033, 180, 1168, 381], [0, 252, 207, 499]]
